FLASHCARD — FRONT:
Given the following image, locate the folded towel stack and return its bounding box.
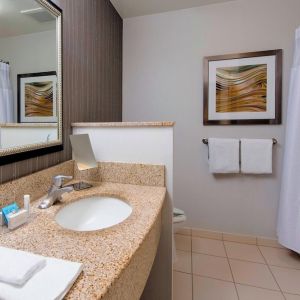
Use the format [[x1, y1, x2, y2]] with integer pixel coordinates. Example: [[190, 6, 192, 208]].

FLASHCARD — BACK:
[[0, 246, 83, 300], [0, 246, 46, 286]]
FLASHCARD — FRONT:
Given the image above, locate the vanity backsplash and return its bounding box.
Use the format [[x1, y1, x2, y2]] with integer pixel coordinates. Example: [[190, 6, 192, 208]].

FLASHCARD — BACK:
[[0, 161, 74, 208], [75, 161, 165, 187], [0, 161, 165, 208]]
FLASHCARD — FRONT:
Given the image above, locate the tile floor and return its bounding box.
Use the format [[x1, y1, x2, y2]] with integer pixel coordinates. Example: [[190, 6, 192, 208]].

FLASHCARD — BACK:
[[174, 234, 300, 300]]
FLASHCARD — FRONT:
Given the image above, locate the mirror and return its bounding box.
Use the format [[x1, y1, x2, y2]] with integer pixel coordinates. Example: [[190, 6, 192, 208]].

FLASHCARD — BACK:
[[69, 134, 96, 191], [0, 0, 62, 164], [69, 134, 97, 171]]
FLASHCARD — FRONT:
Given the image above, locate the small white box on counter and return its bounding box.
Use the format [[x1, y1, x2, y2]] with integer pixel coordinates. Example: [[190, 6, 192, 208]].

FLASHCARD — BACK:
[[7, 209, 28, 230]]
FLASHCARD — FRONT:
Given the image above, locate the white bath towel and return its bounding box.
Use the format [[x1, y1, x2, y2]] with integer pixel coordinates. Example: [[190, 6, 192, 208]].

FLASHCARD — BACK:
[[0, 246, 46, 286], [241, 139, 273, 174], [208, 138, 239, 174], [0, 256, 83, 300]]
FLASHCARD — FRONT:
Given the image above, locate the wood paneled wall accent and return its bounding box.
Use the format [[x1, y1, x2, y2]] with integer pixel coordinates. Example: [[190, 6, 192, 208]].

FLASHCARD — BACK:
[[0, 0, 122, 184]]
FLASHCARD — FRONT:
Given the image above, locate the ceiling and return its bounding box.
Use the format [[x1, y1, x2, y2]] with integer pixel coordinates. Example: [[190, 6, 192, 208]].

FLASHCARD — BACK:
[[0, 0, 55, 38], [110, 0, 236, 18]]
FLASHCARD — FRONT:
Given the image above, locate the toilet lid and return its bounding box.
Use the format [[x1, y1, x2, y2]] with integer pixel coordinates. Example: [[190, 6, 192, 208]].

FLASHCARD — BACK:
[[173, 207, 185, 216], [173, 207, 186, 223]]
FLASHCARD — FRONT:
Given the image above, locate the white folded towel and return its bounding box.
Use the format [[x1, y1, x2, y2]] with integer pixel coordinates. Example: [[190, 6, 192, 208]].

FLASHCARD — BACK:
[[0, 246, 46, 286], [241, 139, 273, 174], [208, 138, 240, 173], [0, 256, 83, 300]]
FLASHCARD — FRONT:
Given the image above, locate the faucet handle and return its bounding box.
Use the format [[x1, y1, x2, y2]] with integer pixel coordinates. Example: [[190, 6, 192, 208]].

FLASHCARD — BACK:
[[53, 175, 73, 188]]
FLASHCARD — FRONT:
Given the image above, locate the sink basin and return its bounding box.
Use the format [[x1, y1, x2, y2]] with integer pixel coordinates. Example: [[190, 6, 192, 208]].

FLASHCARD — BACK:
[[55, 196, 132, 232]]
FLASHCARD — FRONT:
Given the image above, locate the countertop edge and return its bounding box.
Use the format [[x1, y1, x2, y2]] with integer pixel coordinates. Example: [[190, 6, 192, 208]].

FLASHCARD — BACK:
[[71, 122, 175, 128], [0, 123, 58, 128]]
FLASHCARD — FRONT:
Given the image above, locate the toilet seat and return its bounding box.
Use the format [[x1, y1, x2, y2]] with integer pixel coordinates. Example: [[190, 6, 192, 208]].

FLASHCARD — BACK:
[[173, 207, 186, 223]]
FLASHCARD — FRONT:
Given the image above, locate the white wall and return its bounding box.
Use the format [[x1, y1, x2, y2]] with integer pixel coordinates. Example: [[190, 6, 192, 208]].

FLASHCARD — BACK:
[[123, 0, 300, 238], [0, 30, 56, 121], [0, 126, 57, 149]]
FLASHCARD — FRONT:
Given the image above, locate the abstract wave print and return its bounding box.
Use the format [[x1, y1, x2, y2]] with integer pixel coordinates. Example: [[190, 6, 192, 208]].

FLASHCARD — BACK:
[[25, 81, 53, 117], [216, 64, 267, 113]]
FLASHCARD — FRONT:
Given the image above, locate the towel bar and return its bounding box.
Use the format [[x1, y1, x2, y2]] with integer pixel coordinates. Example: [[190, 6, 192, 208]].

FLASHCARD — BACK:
[[202, 138, 278, 145]]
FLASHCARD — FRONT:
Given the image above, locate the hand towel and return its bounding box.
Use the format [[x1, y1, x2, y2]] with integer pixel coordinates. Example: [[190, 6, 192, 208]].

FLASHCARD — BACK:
[[0, 246, 46, 286], [241, 139, 273, 174], [0, 256, 83, 300], [208, 138, 239, 173]]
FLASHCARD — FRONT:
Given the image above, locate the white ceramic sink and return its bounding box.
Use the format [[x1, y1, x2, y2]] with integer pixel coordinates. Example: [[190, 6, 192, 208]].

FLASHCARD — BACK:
[[55, 196, 132, 232]]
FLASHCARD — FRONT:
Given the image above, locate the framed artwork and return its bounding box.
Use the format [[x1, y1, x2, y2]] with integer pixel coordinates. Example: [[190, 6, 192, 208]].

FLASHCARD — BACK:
[[17, 71, 57, 123], [203, 49, 282, 125]]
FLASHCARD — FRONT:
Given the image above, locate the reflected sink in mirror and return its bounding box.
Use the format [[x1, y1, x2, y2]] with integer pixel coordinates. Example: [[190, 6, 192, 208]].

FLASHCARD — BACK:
[[55, 196, 133, 232]]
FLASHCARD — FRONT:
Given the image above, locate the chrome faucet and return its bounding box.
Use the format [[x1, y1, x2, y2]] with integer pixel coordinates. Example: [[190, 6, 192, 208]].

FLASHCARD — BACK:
[[39, 175, 74, 209]]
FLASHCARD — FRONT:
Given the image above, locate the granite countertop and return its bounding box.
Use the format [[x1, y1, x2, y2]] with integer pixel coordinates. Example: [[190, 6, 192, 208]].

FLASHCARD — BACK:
[[0, 182, 166, 299], [0, 123, 58, 128]]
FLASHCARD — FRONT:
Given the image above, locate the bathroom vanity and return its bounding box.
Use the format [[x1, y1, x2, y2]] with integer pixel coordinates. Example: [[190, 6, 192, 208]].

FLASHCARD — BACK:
[[0, 161, 167, 299]]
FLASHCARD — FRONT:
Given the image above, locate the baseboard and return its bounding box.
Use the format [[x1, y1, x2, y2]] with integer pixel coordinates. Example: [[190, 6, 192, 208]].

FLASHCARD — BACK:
[[175, 227, 284, 249]]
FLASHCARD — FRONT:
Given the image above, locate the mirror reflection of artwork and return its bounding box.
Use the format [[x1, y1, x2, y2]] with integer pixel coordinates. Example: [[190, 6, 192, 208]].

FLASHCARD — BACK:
[[18, 72, 57, 123], [216, 64, 267, 113], [25, 81, 53, 117]]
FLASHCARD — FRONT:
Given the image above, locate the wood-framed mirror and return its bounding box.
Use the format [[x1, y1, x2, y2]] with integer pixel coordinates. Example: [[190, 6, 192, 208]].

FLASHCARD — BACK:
[[0, 0, 62, 166]]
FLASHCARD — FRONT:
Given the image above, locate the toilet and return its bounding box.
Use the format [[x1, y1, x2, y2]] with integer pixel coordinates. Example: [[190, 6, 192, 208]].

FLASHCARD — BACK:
[[173, 207, 186, 228], [173, 207, 186, 231], [173, 208, 186, 262]]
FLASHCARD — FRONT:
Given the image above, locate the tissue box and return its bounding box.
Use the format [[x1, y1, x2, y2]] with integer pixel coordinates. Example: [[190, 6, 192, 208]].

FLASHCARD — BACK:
[[1, 202, 19, 225]]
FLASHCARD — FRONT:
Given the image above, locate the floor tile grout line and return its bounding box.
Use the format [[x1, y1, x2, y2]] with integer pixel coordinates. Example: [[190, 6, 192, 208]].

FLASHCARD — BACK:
[[284, 292, 300, 297], [192, 251, 227, 259], [267, 263, 300, 271], [191, 273, 291, 295], [187, 232, 285, 249], [259, 256, 300, 271], [175, 248, 300, 273], [175, 233, 192, 238], [234, 282, 285, 294], [188, 271, 300, 296], [193, 273, 288, 293], [191, 234, 194, 300], [223, 240, 240, 300], [174, 270, 193, 276], [191, 249, 267, 264], [192, 248, 300, 270], [181, 228, 283, 243], [228, 256, 267, 265], [192, 273, 234, 284], [257, 245, 286, 299]]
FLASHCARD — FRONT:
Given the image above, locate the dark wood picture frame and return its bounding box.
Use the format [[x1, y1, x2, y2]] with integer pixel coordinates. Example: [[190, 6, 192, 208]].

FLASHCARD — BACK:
[[203, 49, 282, 125]]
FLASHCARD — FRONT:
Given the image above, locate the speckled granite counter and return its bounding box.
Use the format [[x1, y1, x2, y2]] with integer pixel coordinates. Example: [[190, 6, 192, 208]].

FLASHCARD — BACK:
[[0, 180, 166, 299]]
